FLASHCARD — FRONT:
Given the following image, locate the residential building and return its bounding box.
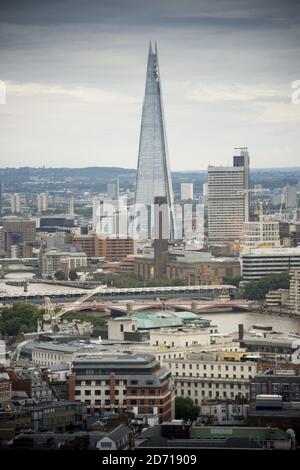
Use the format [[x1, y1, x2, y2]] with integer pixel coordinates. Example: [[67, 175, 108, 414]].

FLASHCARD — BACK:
[[107, 179, 119, 200], [10, 193, 21, 213], [41, 249, 87, 277], [181, 183, 193, 201], [199, 400, 249, 425], [68, 232, 136, 261], [285, 185, 297, 209], [265, 289, 290, 308], [70, 353, 173, 421], [289, 270, 300, 315], [6, 368, 53, 403], [36, 193, 48, 212]]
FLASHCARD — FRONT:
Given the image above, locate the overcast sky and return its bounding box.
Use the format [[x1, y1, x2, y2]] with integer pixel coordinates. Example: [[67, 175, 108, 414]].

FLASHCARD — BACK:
[[0, 0, 300, 170]]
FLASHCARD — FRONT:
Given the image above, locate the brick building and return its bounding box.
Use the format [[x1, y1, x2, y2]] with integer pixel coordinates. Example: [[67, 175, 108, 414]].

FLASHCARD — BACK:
[[69, 353, 173, 422], [68, 233, 136, 261]]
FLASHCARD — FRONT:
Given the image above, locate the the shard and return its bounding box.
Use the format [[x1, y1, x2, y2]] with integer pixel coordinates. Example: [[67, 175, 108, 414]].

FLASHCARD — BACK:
[[135, 42, 175, 239]]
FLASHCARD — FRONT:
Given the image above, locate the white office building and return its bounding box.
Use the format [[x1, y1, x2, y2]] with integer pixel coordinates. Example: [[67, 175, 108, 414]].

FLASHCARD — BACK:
[[181, 183, 194, 201], [11, 193, 21, 213], [37, 193, 48, 212], [166, 352, 256, 405], [208, 148, 249, 242], [241, 247, 300, 281]]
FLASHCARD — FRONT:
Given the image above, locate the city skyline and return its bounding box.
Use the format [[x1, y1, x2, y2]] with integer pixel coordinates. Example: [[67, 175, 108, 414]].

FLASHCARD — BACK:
[[0, 0, 300, 169]]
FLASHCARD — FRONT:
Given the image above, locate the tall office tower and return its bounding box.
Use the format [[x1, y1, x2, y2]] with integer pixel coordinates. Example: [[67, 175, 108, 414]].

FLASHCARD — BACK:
[[37, 193, 48, 212], [68, 197, 74, 216], [284, 185, 297, 209], [181, 183, 193, 201], [11, 193, 21, 213], [135, 42, 175, 240], [107, 179, 119, 200], [208, 148, 250, 242], [0, 182, 2, 217]]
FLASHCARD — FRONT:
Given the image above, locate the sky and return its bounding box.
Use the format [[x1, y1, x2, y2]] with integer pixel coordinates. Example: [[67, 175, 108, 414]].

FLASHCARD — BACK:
[[0, 0, 300, 170]]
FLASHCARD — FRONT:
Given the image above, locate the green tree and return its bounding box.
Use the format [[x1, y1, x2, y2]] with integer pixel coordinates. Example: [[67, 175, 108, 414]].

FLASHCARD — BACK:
[[69, 270, 79, 281], [223, 276, 242, 287], [170, 277, 185, 286], [54, 270, 67, 281], [242, 272, 290, 300], [0, 303, 43, 337], [61, 311, 105, 328], [175, 396, 200, 422]]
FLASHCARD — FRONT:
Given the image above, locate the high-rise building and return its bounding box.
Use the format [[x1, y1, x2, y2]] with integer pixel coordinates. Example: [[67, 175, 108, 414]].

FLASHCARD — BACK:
[[135, 42, 175, 239], [68, 197, 74, 216], [181, 183, 193, 201], [10, 193, 21, 214], [289, 270, 300, 315], [240, 204, 280, 251], [37, 193, 48, 212], [208, 148, 250, 242], [285, 185, 297, 209], [2, 218, 36, 257], [107, 178, 119, 200], [0, 182, 3, 217]]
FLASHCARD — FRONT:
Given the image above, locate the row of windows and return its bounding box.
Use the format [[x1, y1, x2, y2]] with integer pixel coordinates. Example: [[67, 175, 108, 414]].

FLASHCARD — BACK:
[[175, 381, 248, 389], [170, 363, 252, 372], [173, 372, 252, 379], [175, 390, 249, 401]]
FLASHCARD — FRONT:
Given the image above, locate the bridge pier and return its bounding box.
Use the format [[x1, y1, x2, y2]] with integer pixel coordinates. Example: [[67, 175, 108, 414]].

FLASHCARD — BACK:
[[191, 302, 199, 313]]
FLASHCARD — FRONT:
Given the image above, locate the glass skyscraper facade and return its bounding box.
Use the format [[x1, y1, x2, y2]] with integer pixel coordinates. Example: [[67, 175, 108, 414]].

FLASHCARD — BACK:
[[135, 42, 175, 239]]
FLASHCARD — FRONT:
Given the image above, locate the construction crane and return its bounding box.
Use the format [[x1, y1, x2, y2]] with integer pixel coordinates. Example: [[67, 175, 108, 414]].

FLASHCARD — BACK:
[[42, 284, 107, 329]]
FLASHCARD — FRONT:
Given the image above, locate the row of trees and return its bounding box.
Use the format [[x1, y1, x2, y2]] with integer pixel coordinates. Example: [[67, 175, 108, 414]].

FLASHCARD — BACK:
[[0, 303, 106, 337], [241, 272, 290, 300], [0, 303, 43, 337]]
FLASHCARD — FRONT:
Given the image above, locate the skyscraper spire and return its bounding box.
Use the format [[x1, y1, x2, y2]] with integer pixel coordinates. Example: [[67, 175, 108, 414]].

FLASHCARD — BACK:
[[135, 42, 175, 239]]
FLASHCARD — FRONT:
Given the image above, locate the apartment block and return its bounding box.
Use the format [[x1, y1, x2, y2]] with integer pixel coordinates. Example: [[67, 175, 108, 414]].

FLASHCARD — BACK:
[[289, 270, 300, 315], [70, 353, 173, 422]]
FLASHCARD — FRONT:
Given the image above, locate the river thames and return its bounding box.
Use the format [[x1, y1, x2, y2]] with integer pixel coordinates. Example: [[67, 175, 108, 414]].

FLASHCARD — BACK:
[[1, 272, 300, 335]]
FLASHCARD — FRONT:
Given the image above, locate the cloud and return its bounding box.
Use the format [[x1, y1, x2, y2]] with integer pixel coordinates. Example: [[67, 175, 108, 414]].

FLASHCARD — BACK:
[[186, 82, 287, 103], [5, 81, 136, 104]]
